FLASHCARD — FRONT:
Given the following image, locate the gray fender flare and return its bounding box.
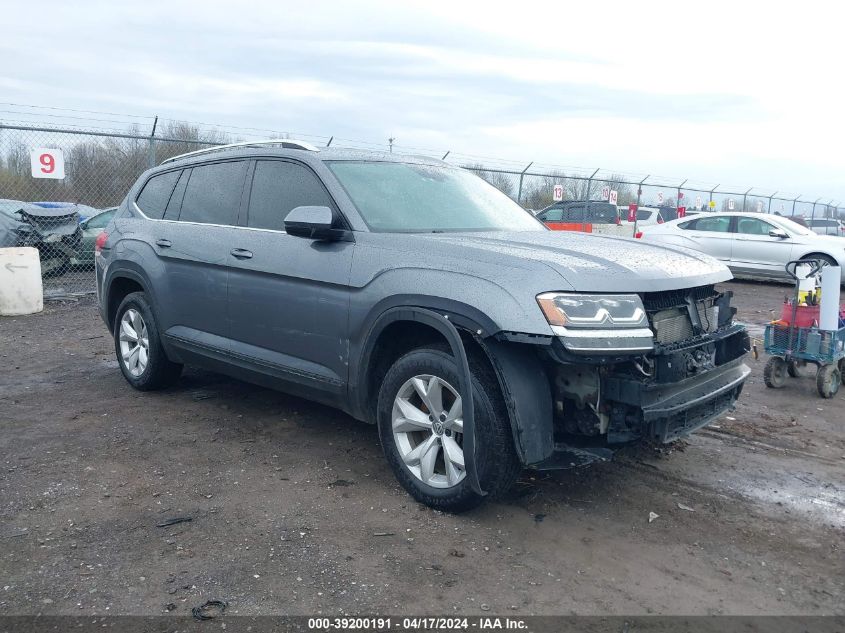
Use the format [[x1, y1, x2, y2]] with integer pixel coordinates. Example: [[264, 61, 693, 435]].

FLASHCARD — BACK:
[[360, 307, 485, 496]]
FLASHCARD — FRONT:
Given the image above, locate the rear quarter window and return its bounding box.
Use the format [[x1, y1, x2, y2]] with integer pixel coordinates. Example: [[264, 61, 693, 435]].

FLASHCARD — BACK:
[[135, 170, 181, 219]]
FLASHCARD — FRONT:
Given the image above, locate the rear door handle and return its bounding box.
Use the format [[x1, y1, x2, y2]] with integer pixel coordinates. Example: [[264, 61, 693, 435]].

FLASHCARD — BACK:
[[230, 248, 253, 260], [155, 239, 172, 248]]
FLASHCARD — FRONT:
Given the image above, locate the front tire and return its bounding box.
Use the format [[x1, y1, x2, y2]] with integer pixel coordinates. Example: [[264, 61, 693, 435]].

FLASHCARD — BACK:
[[764, 356, 787, 389], [114, 292, 182, 391], [377, 347, 521, 512]]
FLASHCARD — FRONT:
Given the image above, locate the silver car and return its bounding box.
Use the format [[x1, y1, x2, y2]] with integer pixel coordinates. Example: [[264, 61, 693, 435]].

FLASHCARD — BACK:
[[638, 212, 845, 283]]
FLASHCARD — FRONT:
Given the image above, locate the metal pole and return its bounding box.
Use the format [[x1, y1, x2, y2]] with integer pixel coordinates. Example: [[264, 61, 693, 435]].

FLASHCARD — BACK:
[[388, 136, 395, 153], [326, 136, 333, 147], [811, 197, 821, 221], [441, 151, 450, 160], [584, 168, 599, 232], [709, 185, 719, 210], [792, 195, 801, 215], [516, 162, 533, 206], [147, 115, 158, 168], [742, 187, 752, 212], [634, 175, 649, 235], [677, 179, 687, 211], [827, 199, 834, 218], [767, 191, 777, 214]]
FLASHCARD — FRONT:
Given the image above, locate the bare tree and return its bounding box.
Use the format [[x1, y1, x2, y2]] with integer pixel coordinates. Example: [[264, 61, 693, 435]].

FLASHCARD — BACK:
[[463, 164, 516, 198]]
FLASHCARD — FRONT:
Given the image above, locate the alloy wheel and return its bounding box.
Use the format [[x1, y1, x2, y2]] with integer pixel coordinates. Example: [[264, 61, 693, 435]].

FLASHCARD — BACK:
[[391, 374, 465, 488], [119, 308, 150, 377]]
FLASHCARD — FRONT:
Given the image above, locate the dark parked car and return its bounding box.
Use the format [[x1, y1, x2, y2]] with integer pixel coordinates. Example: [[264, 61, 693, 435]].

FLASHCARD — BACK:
[[0, 199, 82, 275], [536, 201, 627, 236], [96, 142, 750, 511]]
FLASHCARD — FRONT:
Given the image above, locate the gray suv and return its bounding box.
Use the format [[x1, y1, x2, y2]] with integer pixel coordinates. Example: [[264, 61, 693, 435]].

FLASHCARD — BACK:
[[96, 141, 750, 511]]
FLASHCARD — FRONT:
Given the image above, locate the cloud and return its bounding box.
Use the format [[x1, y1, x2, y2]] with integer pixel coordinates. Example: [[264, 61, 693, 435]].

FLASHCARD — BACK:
[[0, 0, 843, 200]]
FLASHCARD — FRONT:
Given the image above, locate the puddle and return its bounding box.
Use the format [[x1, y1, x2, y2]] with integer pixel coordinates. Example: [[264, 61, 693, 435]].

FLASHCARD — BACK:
[[650, 434, 845, 529]]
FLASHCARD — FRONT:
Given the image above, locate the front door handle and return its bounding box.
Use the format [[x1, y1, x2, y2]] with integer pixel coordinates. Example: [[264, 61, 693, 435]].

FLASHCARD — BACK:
[[230, 248, 253, 260], [155, 239, 172, 248]]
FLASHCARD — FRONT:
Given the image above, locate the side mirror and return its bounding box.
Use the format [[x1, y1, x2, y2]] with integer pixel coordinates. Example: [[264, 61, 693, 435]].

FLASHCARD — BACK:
[[769, 228, 789, 239], [284, 206, 342, 240]]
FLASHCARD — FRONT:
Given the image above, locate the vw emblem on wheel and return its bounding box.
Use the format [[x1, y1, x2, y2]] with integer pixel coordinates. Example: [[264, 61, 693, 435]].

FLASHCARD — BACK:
[[432, 420, 445, 436]]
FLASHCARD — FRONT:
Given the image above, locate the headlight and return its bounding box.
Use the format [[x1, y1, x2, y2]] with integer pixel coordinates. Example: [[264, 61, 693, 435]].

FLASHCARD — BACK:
[[537, 293, 648, 329], [537, 293, 653, 354]]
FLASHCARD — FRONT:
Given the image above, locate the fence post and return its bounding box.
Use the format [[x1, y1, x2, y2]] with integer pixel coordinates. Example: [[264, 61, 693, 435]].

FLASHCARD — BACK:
[[709, 185, 719, 210], [811, 197, 821, 221], [742, 187, 752, 212], [767, 191, 777, 214], [677, 179, 687, 209], [582, 168, 600, 232], [634, 175, 649, 235], [516, 162, 533, 205], [147, 116, 158, 168]]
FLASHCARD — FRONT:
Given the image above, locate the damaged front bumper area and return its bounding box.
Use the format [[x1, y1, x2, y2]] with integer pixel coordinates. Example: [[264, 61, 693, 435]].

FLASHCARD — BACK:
[[499, 285, 751, 470]]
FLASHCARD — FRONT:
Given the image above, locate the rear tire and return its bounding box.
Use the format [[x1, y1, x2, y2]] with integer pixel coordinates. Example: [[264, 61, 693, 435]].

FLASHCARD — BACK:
[[816, 364, 841, 399], [763, 356, 787, 389], [377, 346, 521, 512], [800, 254, 836, 270], [114, 292, 182, 391]]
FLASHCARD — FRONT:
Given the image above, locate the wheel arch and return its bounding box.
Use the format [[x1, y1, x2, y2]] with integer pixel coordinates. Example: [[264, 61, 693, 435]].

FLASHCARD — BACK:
[[798, 251, 838, 266], [103, 264, 156, 332], [353, 303, 555, 470]]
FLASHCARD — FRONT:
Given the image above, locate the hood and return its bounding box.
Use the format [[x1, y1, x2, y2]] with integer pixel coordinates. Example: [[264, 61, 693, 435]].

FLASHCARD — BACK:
[[416, 230, 732, 292], [18, 205, 80, 236]]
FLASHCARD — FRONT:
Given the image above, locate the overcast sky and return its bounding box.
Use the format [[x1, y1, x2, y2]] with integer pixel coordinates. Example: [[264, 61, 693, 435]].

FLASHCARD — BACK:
[[2, 0, 843, 203]]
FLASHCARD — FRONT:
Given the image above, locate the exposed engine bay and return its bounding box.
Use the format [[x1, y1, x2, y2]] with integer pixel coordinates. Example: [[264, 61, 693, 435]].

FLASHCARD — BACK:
[[547, 285, 750, 446]]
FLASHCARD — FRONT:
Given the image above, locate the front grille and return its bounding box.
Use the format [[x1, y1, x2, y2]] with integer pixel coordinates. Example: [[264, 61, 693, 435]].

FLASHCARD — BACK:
[[641, 285, 716, 312]]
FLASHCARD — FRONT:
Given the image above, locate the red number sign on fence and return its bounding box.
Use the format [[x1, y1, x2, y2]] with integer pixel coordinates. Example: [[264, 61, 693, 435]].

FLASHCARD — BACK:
[[30, 148, 65, 179]]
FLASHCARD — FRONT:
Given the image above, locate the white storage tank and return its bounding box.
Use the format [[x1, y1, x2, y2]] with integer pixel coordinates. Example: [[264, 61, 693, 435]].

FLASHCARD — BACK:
[[0, 247, 44, 316]]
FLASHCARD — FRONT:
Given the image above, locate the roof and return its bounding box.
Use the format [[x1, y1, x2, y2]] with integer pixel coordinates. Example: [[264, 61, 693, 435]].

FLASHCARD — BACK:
[[160, 139, 447, 168]]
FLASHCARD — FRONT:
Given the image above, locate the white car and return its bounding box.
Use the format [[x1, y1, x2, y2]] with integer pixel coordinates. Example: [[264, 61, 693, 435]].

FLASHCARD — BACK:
[[617, 205, 666, 226], [638, 212, 845, 283]]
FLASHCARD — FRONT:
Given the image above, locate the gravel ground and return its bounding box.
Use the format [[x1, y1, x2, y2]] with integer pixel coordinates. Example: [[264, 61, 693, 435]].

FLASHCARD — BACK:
[[0, 280, 842, 616]]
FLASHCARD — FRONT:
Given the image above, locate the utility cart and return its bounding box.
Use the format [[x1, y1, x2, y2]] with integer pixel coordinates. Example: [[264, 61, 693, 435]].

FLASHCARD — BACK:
[[763, 260, 845, 399]]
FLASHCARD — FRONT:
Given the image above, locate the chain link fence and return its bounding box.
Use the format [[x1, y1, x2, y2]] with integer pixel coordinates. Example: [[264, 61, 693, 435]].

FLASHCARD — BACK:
[[0, 123, 221, 297], [1, 120, 842, 299]]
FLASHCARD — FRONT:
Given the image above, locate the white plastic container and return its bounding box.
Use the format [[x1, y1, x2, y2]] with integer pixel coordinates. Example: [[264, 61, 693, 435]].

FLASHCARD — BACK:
[[0, 247, 44, 316]]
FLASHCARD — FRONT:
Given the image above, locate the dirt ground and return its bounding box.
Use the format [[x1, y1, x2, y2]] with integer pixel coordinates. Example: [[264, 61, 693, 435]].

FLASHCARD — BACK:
[[0, 280, 842, 617]]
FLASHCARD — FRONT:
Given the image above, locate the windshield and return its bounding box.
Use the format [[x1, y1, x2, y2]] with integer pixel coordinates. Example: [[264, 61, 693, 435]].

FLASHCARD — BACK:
[[326, 161, 545, 232]]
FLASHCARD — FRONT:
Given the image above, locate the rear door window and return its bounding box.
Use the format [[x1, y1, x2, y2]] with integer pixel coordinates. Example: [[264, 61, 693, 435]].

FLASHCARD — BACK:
[[247, 160, 334, 231], [585, 203, 618, 224], [85, 209, 116, 229], [178, 161, 248, 225], [562, 204, 584, 222], [683, 216, 732, 232], [136, 170, 181, 219]]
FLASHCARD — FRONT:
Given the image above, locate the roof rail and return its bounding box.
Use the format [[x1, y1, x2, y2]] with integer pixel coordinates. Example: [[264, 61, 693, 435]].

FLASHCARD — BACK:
[[160, 139, 320, 165]]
